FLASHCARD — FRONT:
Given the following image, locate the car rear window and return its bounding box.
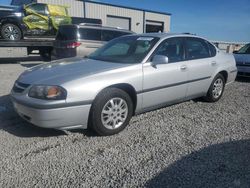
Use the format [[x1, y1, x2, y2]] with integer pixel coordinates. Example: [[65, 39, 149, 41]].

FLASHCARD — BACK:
[[56, 26, 78, 40]]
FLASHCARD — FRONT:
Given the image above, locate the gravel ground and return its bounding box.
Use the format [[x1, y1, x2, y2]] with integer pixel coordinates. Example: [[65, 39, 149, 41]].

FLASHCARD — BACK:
[[0, 59, 249, 188]]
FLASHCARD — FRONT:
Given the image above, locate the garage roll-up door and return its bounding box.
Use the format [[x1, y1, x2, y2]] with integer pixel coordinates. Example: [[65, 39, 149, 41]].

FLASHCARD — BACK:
[[106, 15, 131, 30], [146, 20, 164, 33]]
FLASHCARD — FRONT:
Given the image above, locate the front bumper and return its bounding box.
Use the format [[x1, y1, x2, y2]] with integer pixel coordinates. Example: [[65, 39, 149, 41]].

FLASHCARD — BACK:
[[237, 65, 250, 77], [12, 99, 91, 130]]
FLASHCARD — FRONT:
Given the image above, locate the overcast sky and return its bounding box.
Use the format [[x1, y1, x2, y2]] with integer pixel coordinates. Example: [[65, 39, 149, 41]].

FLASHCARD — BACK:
[[1, 0, 249, 42]]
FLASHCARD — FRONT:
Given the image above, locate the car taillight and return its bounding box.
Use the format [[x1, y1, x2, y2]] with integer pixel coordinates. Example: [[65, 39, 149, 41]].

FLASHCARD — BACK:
[[66, 42, 81, 48]]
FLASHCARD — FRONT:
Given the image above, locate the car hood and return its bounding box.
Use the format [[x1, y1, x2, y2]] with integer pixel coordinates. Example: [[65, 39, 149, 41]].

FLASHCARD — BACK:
[[0, 9, 15, 16], [18, 57, 131, 85], [0, 5, 21, 16], [233, 54, 250, 63]]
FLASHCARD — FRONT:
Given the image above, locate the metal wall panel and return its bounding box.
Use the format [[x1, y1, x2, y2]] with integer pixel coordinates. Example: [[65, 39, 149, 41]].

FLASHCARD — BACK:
[[85, 2, 144, 33], [37, 0, 84, 17]]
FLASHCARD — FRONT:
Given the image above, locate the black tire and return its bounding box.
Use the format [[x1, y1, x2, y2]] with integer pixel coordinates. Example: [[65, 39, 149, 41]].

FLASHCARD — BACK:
[[40, 49, 52, 61], [205, 73, 225, 102], [1, 23, 22, 40], [90, 88, 133, 136]]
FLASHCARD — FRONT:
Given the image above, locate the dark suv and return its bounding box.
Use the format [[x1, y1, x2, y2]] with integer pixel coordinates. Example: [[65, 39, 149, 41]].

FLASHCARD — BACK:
[[52, 24, 134, 59]]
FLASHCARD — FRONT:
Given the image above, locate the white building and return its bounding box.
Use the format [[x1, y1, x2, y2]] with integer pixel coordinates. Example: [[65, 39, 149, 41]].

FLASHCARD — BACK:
[[11, 0, 171, 34], [212, 41, 247, 53]]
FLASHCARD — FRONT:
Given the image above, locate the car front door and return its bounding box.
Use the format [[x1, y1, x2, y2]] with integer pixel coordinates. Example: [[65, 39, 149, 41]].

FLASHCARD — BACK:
[[23, 4, 49, 32], [184, 37, 217, 98], [142, 37, 188, 110]]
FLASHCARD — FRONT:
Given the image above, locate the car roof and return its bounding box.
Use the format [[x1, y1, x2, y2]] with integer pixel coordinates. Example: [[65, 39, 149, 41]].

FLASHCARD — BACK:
[[128, 32, 213, 42], [61, 24, 134, 33], [132, 32, 198, 39]]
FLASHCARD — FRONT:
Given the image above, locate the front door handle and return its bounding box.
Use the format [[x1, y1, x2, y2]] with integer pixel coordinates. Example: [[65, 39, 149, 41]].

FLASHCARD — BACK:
[[180, 65, 187, 70]]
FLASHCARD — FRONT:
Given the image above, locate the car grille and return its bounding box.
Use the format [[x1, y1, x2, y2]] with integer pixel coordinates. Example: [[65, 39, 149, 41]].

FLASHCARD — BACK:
[[12, 81, 30, 93]]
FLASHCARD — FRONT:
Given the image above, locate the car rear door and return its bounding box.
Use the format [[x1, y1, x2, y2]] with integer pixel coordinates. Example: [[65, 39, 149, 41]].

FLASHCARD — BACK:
[[184, 37, 217, 98], [142, 37, 188, 109]]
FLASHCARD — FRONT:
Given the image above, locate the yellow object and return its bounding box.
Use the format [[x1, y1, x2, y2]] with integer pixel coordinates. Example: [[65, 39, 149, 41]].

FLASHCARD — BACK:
[[23, 3, 71, 31], [23, 6, 49, 30], [48, 4, 68, 16]]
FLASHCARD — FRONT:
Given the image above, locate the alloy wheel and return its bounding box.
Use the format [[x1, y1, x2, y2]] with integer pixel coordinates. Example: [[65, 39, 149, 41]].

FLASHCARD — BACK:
[[212, 78, 223, 98], [3, 25, 20, 40], [101, 97, 128, 130]]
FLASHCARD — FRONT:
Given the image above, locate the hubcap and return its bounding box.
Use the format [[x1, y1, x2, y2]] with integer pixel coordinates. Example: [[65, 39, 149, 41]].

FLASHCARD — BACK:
[[212, 78, 223, 98], [101, 98, 128, 130], [3, 26, 19, 40]]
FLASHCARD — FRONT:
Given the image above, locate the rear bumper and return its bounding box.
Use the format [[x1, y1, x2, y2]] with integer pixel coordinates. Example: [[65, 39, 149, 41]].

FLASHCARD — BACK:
[[12, 100, 91, 130], [51, 47, 77, 59]]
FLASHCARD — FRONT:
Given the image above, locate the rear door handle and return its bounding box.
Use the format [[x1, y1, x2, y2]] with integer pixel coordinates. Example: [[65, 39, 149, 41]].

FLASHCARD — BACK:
[[211, 61, 217, 66], [180, 65, 187, 70]]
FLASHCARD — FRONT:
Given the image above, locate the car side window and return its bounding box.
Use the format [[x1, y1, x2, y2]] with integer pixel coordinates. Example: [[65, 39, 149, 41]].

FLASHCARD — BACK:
[[154, 37, 184, 63], [79, 28, 101, 41], [185, 38, 210, 60], [27, 4, 46, 15]]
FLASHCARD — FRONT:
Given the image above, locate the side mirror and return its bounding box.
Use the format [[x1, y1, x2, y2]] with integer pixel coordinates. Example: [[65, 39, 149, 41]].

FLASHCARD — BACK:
[[151, 55, 169, 66], [233, 50, 238, 54]]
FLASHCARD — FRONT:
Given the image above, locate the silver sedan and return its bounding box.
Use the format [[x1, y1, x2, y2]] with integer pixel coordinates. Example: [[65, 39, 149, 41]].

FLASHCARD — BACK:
[[11, 33, 237, 136]]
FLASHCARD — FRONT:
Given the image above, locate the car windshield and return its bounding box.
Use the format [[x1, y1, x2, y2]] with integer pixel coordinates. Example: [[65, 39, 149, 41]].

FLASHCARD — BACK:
[[237, 43, 250, 54], [88, 36, 159, 64], [15, 5, 23, 11]]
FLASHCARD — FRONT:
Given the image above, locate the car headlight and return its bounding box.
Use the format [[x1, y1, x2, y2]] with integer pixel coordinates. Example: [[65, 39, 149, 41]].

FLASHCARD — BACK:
[[28, 85, 67, 100], [14, 12, 23, 17]]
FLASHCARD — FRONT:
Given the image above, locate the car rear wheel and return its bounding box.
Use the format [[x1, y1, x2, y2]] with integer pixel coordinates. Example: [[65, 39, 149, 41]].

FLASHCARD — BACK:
[[1, 23, 22, 40], [39, 49, 52, 61], [205, 73, 225, 102], [90, 88, 133, 136]]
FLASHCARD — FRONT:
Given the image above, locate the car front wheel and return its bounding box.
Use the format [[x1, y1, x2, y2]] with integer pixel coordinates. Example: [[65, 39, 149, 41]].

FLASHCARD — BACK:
[[1, 23, 22, 40], [90, 88, 133, 136], [205, 73, 225, 102]]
